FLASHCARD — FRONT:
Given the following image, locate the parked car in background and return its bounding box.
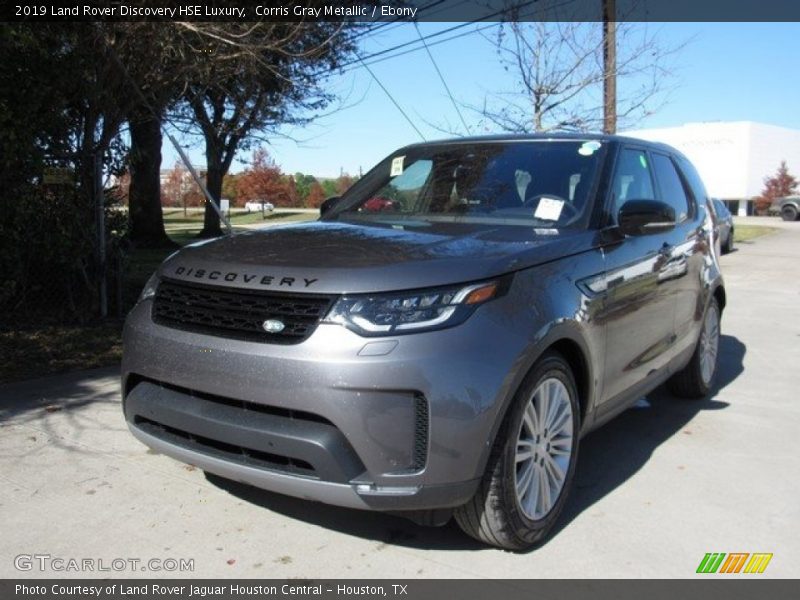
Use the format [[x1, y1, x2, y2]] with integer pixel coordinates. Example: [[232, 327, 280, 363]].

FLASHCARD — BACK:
[[771, 196, 800, 221], [362, 196, 398, 212], [712, 198, 734, 254], [244, 200, 275, 213], [123, 134, 725, 550]]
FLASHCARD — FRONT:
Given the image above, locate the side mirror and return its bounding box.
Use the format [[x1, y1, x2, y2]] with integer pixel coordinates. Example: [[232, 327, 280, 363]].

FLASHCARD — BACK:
[[320, 196, 341, 217], [618, 199, 676, 236]]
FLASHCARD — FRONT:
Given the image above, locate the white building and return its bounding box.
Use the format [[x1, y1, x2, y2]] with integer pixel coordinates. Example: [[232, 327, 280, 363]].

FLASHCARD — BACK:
[[624, 121, 800, 215]]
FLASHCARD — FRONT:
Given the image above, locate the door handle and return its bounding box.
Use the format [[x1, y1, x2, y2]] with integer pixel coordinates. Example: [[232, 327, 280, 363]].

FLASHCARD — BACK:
[[658, 243, 674, 258], [658, 252, 688, 281]]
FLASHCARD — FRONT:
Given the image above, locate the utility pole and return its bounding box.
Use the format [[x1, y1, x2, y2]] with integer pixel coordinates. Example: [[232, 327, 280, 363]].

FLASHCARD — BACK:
[[603, 0, 617, 134]]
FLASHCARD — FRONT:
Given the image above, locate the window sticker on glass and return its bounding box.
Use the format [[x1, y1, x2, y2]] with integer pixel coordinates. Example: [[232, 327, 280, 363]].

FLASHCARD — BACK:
[[578, 141, 601, 156], [390, 156, 405, 177], [534, 197, 564, 221]]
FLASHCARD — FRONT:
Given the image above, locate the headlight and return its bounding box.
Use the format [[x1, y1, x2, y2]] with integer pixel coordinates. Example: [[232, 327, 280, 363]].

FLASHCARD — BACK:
[[323, 279, 505, 336], [138, 272, 160, 302]]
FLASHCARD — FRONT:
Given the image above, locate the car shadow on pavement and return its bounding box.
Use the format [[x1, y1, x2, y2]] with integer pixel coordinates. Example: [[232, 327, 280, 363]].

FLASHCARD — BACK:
[[207, 334, 745, 553], [0, 366, 121, 423], [548, 333, 744, 544]]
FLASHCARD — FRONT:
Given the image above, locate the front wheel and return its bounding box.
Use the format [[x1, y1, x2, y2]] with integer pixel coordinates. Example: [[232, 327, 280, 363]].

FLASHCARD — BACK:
[[782, 205, 798, 221], [455, 352, 580, 550], [668, 298, 721, 398]]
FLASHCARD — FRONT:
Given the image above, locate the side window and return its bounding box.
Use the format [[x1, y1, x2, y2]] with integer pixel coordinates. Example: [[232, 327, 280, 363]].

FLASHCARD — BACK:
[[676, 156, 708, 205], [611, 148, 656, 219], [652, 153, 690, 222]]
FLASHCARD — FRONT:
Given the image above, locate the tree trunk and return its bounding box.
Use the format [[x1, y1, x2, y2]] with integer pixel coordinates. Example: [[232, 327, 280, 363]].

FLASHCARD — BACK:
[[128, 109, 174, 248], [197, 164, 224, 238]]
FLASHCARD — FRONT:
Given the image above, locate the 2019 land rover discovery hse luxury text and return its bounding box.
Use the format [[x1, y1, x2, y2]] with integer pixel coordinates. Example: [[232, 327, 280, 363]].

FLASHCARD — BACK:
[[122, 135, 725, 550]]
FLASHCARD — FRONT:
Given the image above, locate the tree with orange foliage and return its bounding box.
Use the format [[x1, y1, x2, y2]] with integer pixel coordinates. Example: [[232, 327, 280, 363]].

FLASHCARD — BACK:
[[237, 148, 299, 207], [161, 162, 203, 215], [161, 163, 186, 209], [755, 161, 798, 215], [306, 182, 327, 208]]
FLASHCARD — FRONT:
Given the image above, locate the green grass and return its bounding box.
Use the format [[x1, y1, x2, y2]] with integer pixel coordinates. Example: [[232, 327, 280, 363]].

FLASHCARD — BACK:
[[734, 224, 778, 243], [162, 209, 316, 230]]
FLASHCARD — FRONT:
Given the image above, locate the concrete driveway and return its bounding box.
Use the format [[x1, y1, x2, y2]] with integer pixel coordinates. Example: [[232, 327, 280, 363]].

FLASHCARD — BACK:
[[1, 225, 798, 579]]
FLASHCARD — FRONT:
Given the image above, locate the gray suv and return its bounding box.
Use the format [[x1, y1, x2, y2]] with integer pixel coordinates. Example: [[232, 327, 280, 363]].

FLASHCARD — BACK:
[[122, 135, 725, 550], [771, 196, 800, 221]]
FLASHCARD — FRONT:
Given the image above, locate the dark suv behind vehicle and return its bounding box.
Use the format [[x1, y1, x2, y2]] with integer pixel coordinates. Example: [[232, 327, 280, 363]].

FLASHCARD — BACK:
[[122, 135, 725, 550]]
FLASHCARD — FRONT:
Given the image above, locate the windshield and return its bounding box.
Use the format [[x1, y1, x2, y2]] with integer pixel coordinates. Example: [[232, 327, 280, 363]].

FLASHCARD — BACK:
[[327, 140, 605, 228]]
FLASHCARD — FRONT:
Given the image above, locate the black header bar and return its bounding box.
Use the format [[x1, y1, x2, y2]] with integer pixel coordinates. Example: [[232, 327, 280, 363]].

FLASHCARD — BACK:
[[5, 0, 800, 23], [3, 579, 800, 600]]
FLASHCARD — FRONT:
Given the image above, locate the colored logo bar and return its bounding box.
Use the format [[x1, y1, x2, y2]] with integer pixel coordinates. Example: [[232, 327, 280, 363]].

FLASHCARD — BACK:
[[697, 553, 773, 574]]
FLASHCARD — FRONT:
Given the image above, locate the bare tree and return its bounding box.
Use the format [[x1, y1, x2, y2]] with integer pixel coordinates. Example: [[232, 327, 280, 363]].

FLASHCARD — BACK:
[[171, 21, 360, 238], [107, 18, 360, 245], [461, 19, 684, 134]]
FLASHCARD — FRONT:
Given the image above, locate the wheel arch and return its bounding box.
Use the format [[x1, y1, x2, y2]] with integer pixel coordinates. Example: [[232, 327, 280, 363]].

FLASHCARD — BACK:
[[548, 338, 591, 426], [473, 326, 596, 481], [713, 283, 727, 314]]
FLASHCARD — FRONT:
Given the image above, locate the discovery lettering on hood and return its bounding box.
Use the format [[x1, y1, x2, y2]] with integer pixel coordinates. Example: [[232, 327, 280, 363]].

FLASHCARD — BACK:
[[172, 266, 318, 288]]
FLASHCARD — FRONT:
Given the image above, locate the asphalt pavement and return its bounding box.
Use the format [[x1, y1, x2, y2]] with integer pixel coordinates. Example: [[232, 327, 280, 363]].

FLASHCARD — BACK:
[[1, 219, 798, 578]]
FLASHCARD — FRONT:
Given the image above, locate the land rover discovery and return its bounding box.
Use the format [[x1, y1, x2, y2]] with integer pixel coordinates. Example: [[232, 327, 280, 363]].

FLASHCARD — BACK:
[[122, 135, 725, 550]]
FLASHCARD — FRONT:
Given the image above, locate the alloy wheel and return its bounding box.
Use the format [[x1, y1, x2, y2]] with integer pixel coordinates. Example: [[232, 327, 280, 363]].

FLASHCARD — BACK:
[[514, 377, 574, 521], [700, 305, 720, 386]]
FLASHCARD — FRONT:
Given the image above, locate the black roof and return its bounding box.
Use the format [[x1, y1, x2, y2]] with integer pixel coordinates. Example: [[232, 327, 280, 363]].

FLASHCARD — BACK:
[[404, 132, 684, 158]]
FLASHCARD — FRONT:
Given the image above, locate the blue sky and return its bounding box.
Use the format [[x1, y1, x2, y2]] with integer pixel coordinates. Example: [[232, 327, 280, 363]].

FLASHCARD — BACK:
[[162, 21, 800, 178]]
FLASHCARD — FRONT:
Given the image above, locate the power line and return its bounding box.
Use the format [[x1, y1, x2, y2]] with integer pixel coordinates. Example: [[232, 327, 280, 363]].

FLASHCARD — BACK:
[[336, 0, 574, 138], [337, 19, 484, 72], [413, 21, 471, 135], [356, 53, 427, 141], [338, 0, 579, 76], [345, 20, 500, 73], [349, 0, 447, 43], [314, 0, 538, 78], [326, 1, 546, 140]]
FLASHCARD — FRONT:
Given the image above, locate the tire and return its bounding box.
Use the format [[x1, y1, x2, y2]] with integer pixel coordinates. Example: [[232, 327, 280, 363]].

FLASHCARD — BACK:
[[455, 352, 580, 550], [782, 205, 798, 222], [722, 230, 733, 254], [668, 298, 721, 398]]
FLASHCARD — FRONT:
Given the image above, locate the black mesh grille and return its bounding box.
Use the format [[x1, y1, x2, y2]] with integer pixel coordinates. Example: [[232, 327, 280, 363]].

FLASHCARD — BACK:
[[413, 394, 429, 471], [152, 278, 335, 344]]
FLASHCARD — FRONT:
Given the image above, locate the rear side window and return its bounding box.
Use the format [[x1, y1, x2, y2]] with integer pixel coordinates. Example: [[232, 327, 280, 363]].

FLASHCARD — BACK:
[[652, 153, 690, 222], [677, 156, 708, 206], [610, 148, 656, 218]]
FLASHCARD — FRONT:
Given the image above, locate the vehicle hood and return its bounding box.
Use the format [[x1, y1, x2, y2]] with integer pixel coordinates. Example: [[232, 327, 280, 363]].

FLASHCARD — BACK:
[[159, 221, 598, 294]]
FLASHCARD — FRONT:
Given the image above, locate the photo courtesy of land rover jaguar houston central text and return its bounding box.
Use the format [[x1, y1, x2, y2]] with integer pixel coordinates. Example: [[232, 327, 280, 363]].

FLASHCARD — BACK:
[[122, 134, 725, 550]]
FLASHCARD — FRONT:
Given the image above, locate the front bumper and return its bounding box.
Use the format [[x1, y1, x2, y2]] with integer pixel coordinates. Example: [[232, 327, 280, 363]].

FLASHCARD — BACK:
[[122, 293, 529, 511], [128, 418, 477, 511]]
